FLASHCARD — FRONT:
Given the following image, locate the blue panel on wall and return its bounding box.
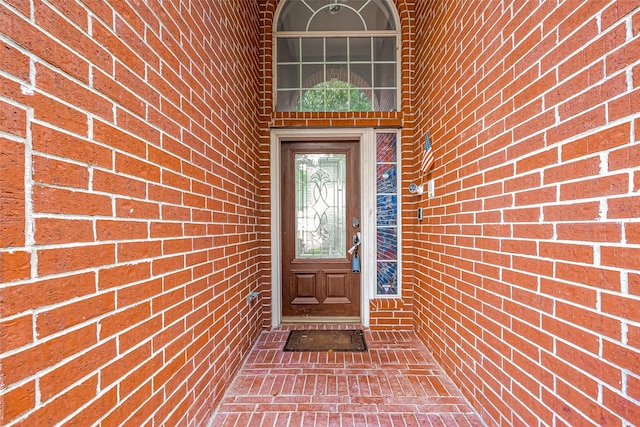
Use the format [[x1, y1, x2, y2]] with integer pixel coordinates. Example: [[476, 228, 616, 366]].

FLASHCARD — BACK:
[[376, 164, 396, 194], [377, 227, 397, 260], [377, 261, 397, 295], [376, 133, 397, 163], [376, 195, 397, 226]]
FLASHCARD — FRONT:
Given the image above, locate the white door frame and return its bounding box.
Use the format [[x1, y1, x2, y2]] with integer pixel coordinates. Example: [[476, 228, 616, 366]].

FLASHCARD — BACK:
[[270, 128, 376, 328]]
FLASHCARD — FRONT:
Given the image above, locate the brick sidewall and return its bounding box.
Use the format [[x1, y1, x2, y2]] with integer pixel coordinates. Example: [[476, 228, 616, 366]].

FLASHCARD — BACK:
[[413, 1, 640, 425], [0, 1, 263, 425]]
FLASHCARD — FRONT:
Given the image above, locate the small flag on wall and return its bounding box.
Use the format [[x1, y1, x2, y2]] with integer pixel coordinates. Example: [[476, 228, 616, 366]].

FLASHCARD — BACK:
[[421, 132, 434, 173]]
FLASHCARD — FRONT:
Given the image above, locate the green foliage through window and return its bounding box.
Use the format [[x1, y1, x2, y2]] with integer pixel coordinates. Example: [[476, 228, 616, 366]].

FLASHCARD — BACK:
[[298, 80, 373, 112]]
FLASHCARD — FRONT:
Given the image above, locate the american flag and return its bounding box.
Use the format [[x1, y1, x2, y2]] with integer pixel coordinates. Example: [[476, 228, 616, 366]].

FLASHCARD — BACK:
[[421, 132, 434, 173]]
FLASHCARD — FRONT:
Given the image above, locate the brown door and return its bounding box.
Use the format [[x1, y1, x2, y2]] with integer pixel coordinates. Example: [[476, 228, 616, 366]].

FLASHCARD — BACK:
[[281, 141, 361, 318]]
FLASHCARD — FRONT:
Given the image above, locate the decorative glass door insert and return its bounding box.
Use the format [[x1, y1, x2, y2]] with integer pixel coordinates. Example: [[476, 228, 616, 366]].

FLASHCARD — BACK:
[[295, 153, 346, 258]]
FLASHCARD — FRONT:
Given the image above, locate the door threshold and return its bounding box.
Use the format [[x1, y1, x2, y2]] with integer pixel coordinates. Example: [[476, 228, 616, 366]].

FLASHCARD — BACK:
[[281, 316, 361, 325]]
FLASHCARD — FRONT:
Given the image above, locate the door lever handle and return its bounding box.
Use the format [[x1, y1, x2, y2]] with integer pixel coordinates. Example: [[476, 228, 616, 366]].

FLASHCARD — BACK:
[[348, 241, 360, 255], [348, 232, 361, 255]]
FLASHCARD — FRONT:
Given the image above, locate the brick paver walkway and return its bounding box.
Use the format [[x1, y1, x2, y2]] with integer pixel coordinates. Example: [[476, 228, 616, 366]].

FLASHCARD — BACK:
[[210, 325, 484, 426]]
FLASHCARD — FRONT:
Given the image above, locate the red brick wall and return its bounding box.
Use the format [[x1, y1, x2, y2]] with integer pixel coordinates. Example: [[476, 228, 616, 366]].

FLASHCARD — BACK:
[[413, 0, 640, 425], [0, 1, 263, 425]]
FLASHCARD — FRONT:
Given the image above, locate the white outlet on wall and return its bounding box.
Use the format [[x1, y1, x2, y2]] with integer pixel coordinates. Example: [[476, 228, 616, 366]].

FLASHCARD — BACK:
[[427, 179, 435, 198]]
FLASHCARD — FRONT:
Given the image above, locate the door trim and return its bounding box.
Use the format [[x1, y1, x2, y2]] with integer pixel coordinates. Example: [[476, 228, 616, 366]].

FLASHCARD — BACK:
[[270, 128, 376, 328]]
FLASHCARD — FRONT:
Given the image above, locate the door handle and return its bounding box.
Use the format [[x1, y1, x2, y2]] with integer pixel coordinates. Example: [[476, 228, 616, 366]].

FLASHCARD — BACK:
[[349, 232, 361, 273], [348, 232, 361, 255]]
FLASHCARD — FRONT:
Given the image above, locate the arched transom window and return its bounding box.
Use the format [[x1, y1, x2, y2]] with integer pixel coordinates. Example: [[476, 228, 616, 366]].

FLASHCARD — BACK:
[[275, 0, 399, 112]]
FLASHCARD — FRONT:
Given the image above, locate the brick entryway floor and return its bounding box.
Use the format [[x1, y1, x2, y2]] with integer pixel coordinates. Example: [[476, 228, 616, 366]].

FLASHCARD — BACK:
[[210, 325, 484, 426]]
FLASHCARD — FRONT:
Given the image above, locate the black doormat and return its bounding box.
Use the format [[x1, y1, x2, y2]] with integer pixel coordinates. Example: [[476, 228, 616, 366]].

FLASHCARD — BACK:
[[283, 329, 367, 352]]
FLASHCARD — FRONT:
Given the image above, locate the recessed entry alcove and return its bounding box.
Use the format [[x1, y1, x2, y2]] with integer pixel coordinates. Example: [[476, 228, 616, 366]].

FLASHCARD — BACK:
[[0, 0, 638, 426]]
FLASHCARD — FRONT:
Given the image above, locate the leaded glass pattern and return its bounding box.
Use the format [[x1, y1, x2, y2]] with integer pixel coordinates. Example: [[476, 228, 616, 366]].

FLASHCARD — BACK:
[[377, 228, 397, 260], [375, 132, 399, 296], [376, 132, 396, 162], [376, 164, 396, 193], [377, 261, 397, 295], [295, 153, 346, 258], [376, 195, 397, 226]]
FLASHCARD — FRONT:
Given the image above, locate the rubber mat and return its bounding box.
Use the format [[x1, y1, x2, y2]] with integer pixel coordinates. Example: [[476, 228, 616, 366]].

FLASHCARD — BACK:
[[283, 329, 367, 352]]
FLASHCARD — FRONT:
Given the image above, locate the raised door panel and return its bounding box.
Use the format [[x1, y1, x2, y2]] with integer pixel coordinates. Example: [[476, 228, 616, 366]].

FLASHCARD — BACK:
[[289, 271, 320, 305], [324, 269, 352, 304]]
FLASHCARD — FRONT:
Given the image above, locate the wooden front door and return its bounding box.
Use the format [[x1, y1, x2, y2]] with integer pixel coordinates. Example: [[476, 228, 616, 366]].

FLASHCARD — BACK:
[[281, 141, 361, 318]]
